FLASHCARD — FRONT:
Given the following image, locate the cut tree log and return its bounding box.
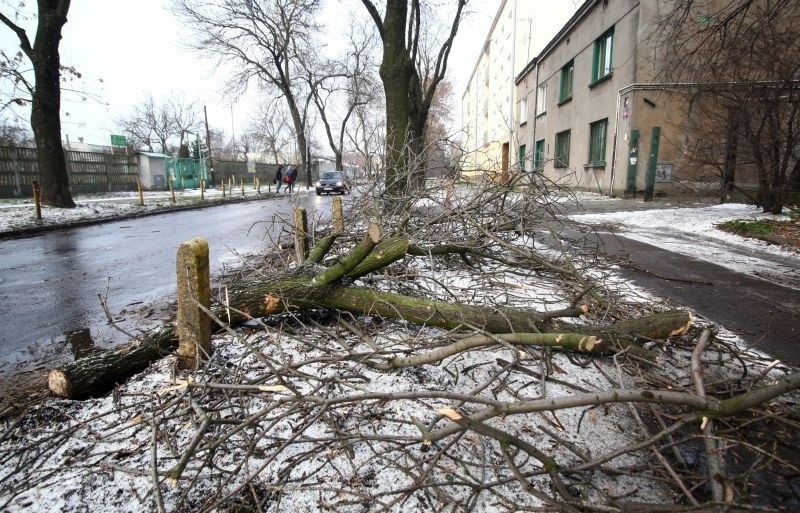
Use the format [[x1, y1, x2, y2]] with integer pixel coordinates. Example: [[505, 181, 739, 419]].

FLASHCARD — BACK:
[[48, 230, 692, 400], [47, 326, 176, 400], [553, 310, 692, 350]]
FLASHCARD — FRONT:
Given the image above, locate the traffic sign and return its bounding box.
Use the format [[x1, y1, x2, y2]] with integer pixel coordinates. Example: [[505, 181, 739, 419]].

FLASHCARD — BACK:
[[110, 134, 127, 147]]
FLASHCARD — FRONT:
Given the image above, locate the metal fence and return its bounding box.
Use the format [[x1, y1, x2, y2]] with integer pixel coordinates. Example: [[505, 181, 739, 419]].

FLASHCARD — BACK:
[[0, 145, 139, 198]]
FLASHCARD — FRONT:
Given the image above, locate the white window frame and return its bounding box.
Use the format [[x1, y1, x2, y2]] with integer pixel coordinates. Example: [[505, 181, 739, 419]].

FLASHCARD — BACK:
[[536, 83, 547, 116], [519, 97, 528, 124]]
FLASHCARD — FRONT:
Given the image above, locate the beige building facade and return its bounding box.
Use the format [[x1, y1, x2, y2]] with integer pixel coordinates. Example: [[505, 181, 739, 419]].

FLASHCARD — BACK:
[[460, 1, 578, 179], [515, 0, 745, 196]]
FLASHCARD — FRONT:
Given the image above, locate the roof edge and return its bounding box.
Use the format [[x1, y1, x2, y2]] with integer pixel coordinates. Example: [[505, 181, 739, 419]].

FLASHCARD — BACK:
[[514, 0, 599, 83]]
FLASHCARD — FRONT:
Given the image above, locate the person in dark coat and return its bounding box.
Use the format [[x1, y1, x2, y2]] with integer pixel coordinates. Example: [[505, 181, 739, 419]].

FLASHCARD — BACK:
[[286, 166, 298, 193], [274, 166, 283, 193]]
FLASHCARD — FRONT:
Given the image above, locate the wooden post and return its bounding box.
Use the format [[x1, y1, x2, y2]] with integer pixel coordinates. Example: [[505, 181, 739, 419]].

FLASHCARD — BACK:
[[256, 177, 261, 194], [221, 180, 226, 198], [241, 179, 244, 196], [32, 180, 42, 220], [137, 179, 144, 206], [169, 179, 176, 203], [332, 196, 344, 234], [176, 237, 212, 369], [294, 207, 309, 264], [201, 180, 205, 201]]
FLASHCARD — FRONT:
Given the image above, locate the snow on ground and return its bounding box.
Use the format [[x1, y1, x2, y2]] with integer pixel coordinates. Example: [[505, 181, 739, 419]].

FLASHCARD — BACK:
[[1, 242, 793, 512], [570, 202, 800, 288], [1, 190, 798, 511], [0, 186, 288, 234]]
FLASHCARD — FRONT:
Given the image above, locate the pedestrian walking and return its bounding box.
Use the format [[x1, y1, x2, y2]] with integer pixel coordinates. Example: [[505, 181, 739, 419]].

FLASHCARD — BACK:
[[286, 166, 298, 193], [274, 166, 283, 193]]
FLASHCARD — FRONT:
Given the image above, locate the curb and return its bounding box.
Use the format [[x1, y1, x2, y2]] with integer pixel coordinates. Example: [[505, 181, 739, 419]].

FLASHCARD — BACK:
[[0, 193, 280, 241]]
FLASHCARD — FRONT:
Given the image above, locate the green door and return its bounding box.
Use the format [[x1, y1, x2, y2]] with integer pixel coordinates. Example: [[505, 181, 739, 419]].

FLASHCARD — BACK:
[[625, 129, 640, 197], [643, 127, 661, 201]]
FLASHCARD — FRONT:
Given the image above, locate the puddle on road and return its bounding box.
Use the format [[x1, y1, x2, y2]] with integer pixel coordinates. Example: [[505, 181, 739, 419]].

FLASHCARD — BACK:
[[0, 296, 175, 412], [66, 328, 100, 359]]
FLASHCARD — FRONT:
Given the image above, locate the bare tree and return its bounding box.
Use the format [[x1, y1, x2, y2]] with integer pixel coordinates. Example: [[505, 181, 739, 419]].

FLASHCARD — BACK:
[[17, 173, 800, 512], [0, 0, 74, 207], [247, 99, 292, 164], [308, 26, 378, 172], [657, 0, 800, 213], [360, 0, 467, 196], [0, 119, 33, 146], [117, 93, 201, 155], [171, 0, 321, 187], [169, 94, 201, 153], [346, 97, 385, 180]]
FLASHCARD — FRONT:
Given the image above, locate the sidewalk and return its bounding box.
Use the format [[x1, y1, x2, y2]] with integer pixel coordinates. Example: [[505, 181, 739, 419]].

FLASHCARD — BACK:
[[567, 197, 800, 362], [0, 185, 314, 239]]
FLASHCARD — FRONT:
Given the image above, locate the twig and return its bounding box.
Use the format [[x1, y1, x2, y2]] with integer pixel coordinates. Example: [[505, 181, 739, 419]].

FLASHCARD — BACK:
[[150, 419, 166, 513], [691, 328, 726, 505]]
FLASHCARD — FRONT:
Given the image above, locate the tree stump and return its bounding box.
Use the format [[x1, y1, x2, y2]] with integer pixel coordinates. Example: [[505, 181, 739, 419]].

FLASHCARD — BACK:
[[176, 237, 212, 369]]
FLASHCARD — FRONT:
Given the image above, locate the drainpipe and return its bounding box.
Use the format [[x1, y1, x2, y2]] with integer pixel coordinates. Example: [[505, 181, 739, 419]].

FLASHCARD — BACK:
[[531, 62, 539, 175], [607, 87, 623, 196]]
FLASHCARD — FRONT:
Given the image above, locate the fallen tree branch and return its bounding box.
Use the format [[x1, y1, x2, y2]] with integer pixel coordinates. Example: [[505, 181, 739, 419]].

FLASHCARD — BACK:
[[305, 233, 339, 265], [312, 224, 380, 286], [425, 372, 800, 443], [692, 328, 727, 504], [380, 333, 602, 369], [438, 407, 580, 507]]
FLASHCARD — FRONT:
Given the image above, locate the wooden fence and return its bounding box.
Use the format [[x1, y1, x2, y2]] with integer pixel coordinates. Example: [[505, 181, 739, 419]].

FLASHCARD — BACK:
[[212, 160, 310, 186], [0, 146, 139, 198]]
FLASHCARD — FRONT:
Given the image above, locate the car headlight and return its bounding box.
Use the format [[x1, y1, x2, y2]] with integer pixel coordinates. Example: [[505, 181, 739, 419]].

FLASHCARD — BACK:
[[316, 181, 321, 187], [336, 181, 343, 186]]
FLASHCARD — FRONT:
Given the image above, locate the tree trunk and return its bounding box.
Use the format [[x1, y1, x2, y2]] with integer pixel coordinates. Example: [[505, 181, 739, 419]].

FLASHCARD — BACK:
[[721, 108, 739, 203], [48, 326, 176, 399], [30, 0, 74, 208], [377, 0, 423, 197], [282, 82, 309, 188]]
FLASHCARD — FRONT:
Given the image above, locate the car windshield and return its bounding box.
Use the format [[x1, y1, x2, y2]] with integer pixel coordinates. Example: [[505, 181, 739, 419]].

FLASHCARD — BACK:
[[321, 172, 343, 180]]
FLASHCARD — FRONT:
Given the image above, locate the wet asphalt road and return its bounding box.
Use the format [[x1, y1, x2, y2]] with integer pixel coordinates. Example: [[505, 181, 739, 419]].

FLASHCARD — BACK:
[[0, 192, 337, 370]]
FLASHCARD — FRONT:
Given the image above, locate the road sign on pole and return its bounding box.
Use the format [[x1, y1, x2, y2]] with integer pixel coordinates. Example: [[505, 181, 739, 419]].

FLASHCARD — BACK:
[[110, 134, 127, 147]]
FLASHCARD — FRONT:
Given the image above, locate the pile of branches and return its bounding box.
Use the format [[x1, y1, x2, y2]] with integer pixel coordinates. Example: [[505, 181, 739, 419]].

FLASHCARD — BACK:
[[2, 176, 799, 512]]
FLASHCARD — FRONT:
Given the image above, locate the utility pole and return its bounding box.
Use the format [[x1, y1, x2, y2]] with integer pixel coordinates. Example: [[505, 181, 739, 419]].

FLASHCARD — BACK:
[[204, 105, 215, 185]]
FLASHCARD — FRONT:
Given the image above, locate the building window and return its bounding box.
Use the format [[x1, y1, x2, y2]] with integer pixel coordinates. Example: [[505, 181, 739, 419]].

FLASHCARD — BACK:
[[555, 130, 570, 168], [536, 83, 547, 116], [519, 98, 528, 125], [559, 60, 574, 103], [534, 139, 545, 169], [588, 118, 608, 165], [519, 144, 527, 171], [591, 28, 614, 84]]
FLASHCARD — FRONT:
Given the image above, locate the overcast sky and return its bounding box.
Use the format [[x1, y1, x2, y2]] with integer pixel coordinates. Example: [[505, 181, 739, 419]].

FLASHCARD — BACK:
[[0, 1, 576, 148]]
